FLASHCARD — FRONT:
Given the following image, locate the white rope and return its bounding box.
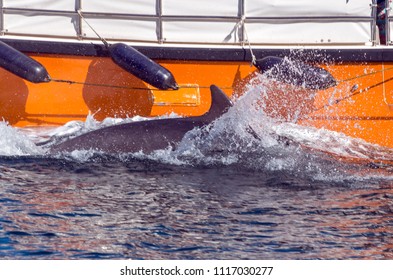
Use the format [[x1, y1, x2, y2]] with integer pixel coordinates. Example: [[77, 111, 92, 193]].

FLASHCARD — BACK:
[[77, 9, 109, 48], [382, 61, 393, 107], [237, 15, 256, 66]]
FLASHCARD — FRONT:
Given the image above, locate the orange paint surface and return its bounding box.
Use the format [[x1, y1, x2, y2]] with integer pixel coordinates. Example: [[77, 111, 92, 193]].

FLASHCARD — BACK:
[[301, 63, 393, 149], [0, 54, 253, 126]]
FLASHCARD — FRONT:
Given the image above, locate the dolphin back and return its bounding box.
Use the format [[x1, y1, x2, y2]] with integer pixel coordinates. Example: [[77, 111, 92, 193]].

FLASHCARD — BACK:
[[202, 85, 233, 123], [49, 85, 233, 154]]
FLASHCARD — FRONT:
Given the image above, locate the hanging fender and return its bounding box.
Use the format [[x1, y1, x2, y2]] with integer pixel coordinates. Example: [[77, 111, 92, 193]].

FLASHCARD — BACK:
[[109, 43, 178, 90], [254, 56, 337, 90], [0, 41, 50, 83]]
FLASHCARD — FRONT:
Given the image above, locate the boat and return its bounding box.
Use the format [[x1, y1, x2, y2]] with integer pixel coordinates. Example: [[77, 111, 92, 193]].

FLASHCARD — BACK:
[[0, 0, 393, 150]]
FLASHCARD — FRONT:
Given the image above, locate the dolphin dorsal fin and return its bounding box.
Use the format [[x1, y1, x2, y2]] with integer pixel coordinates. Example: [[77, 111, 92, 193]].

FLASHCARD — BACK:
[[201, 85, 233, 123]]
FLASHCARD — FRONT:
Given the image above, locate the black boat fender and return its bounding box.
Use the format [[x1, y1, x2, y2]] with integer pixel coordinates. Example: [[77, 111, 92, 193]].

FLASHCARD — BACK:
[[0, 41, 50, 83], [254, 56, 337, 90], [109, 43, 178, 90]]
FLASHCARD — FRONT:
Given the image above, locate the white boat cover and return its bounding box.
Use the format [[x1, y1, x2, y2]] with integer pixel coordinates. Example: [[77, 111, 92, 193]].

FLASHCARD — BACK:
[[386, 0, 393, 44], [1, 0, 375, 45]]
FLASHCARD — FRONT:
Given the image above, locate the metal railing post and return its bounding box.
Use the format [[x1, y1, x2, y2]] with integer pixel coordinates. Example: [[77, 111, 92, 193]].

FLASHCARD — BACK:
[[0, 0, 4, 35], [386, 0, 391, 44], [371, 0, 378, 45], [156, 0, 163, 43], [75, 0, 83, 39], [239, 0, 245, 44]]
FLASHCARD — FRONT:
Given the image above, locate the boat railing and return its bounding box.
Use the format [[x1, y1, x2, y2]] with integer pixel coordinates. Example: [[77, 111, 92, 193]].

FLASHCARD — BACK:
[[385, 0, 393, 44], [0, 0, 378, 47]]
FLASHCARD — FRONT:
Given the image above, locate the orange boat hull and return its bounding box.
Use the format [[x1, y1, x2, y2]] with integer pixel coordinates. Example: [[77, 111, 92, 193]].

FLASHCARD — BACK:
[[0, 53, 392, 149]]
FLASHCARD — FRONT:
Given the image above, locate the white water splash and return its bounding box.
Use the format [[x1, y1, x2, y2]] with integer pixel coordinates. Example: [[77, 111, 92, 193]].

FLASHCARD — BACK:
[[137, 73, 393, 182], [53, 112, 180, 137], [0, 122, 44, 156], [46, 113, 152, 140]]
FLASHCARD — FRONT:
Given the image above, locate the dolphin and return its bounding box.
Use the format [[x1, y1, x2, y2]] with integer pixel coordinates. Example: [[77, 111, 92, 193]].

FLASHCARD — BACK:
[[50, 85, 233, 154], [254, 56, 337, 90]]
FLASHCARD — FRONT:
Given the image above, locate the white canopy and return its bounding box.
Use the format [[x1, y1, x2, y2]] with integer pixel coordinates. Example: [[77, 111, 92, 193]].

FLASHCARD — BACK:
[[1, 0, 376, 45]]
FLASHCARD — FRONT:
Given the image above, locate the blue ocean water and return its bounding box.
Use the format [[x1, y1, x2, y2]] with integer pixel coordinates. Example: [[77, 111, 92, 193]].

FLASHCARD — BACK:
[[0, 155, 392, 260], [0, 78, 393, 260]]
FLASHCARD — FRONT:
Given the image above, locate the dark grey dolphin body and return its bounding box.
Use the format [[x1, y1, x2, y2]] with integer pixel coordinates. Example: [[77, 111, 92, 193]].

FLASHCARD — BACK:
[[50, 85, 232, 154]]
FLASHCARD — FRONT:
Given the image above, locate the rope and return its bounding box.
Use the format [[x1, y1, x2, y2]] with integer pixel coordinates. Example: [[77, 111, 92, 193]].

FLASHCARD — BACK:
[[382, 62, 393, 106], [51, 78, 150, 91], [77, 9, 109, 48], [336, 65, 393, 84], [50, 78, 232, 91], [51, 62, 393, 97], [236, 16, 256, 66], [314, 74, 393, 112], [312, 64, 393, 111]]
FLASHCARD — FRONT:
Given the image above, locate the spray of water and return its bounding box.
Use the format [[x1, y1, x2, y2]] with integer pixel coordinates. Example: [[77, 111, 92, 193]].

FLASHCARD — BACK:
[[0, 122, 44, 156]]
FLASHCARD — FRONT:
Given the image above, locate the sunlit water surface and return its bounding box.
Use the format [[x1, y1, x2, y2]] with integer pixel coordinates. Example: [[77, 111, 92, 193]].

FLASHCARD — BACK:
[[0, 76, 392, 259]]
